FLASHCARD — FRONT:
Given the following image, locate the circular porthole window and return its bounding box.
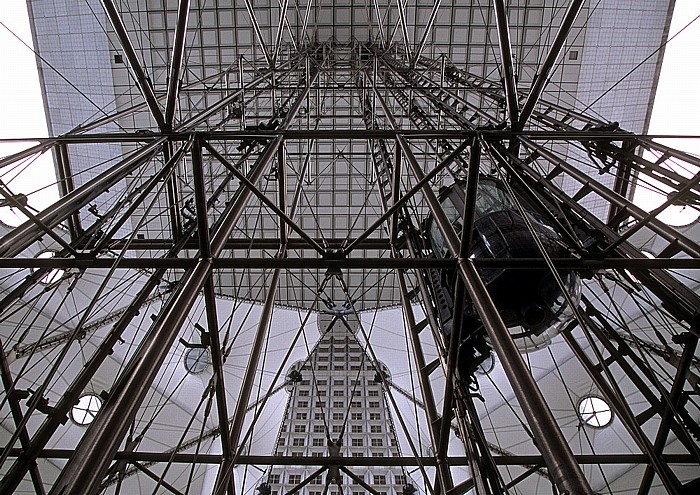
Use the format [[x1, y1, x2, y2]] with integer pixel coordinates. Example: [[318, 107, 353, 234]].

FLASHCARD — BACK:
[[184, 347, 210, 374], [578, 395, 613, 428], [32, 250, 65, 285], [71, 394, 102, 426]]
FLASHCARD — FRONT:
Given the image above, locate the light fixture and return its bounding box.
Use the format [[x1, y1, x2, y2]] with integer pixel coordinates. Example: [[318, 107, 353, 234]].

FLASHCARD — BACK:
[[184, 347, 210, 374], [578, 395, 613, 428], [32, 250, 65, 285], [71, 394, 102, 426]]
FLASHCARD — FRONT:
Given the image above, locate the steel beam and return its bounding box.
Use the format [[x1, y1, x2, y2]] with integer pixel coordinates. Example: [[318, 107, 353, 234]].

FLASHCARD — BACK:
[[638, 333, 699, 494], [492, 0, 520, 128], [9, 450, 697, 466], [399, 134, 594, 495], [243, 0, 272, 65], [192, 138, 235, 495], [2, 256, 698, 271], [49, 133, 286, 495], [272, 0, 289, 64], [0, 138, 165, 258], [54, 143, 81, 240], [395, 0, 412, 60], [212, 269, 281, 494], [164, 0, 191, 127], [412, 1, 443, 66], [397, 272, 452, 491], [100, 0, 166, 130], [518, 0, 585, 128]]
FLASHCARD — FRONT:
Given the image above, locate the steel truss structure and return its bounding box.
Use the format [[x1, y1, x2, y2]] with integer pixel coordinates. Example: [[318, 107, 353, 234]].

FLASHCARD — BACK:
[[0, 1, 699, 494]]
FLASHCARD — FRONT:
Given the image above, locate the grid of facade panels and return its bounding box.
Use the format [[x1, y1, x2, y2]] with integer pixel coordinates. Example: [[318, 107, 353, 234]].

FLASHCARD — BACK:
[[268, 317, 408, 495]]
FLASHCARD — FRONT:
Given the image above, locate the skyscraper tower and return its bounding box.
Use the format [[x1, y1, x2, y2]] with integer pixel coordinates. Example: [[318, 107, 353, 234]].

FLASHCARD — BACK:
[[268, 309, 405, 495]]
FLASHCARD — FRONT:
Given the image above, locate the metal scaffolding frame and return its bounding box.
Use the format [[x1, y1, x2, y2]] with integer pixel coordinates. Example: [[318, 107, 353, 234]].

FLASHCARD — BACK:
[[0, 2, 699, 493]]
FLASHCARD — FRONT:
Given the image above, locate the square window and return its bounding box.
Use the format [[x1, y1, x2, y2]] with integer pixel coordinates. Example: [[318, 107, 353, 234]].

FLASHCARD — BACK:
[[333, 412, 343, 420], [369, 401, 380, 408], [369, 413, 380, 420], [288, 475, 301, 485], [370, 425, 382, 433], [296, 413, 307, 420], [333, 401, 344, 408], [292, 438, 305, 446], [371, 438, 383, 447], [294, 425, 306, 433], [373, 475, 386, 485], [351, 413, 363, 420], [569, 50, 579, 61], [313, 425, 324, 433], [351, 425, 362, 433], [351, 438, 363, 447], [313, 438, 324, 446], [269, 475, 280, 484]]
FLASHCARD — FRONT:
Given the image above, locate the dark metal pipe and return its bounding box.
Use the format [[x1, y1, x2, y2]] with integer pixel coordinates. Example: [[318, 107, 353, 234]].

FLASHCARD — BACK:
[[518, 0, 585, 128], [411, 0, 443, 66], [48, 136, 285, 495], [0, 138, 165, 258], [638, 333, 698, 494], [399, 134, 594, 495], [519, 137, 700, 258], [8, 450, 698, 466], [165, 0, 191, 127], [212, 268, 281, 494], [54, 143, 81, 240], [493, 0, 520, 127], [100, 0, 166, 130], [397, 271, 453, 492], [192, 138, 235, 495]]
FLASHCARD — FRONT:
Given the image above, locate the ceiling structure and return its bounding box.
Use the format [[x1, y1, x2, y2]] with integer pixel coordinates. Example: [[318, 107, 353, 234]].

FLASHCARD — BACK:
[[0, 0, 698, 494]]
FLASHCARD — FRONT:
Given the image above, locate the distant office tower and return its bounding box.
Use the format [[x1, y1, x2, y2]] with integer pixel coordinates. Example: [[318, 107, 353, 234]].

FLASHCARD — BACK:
[[268, 310, 407, 495]]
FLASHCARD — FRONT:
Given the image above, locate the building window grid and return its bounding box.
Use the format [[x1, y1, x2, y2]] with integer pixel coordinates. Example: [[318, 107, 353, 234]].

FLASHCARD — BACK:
[[275, 332, 403, 491]]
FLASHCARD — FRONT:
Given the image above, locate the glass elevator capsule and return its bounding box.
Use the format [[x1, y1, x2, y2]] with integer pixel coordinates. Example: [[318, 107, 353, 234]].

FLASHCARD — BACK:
[[424, 177, 581, 377]]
